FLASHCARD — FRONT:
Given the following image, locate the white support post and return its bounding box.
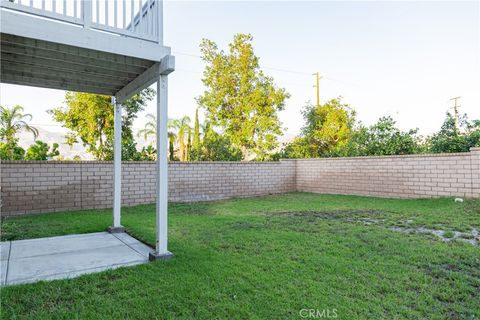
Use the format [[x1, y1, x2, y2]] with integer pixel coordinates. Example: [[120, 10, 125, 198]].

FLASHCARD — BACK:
[[108, 96, 125, 233], [149, 75, 172, 260]]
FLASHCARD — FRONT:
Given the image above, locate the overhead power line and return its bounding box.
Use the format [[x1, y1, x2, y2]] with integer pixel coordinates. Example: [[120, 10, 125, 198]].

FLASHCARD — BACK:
[[172, 50, 363, 93], [172, 50, 313, 77]]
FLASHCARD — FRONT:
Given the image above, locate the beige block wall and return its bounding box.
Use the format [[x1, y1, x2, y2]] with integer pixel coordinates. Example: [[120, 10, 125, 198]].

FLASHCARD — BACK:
[[296, 148, 480, 199], [471, 148, 480, 197], [1, 149, 478, 216], [0, 160, 296, 216]]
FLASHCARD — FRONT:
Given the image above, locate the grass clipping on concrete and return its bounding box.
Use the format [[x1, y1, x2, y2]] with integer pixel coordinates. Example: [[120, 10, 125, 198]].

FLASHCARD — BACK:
[[1, 192, 479, 319]]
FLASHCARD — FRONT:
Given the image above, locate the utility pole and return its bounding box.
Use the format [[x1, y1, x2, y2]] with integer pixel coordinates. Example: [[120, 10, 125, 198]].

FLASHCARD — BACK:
[[449, 96, 461, 130], [313, 72, 322, 107]]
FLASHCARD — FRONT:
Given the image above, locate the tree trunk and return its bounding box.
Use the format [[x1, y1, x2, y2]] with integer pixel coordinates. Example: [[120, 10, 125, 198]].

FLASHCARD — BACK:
[[241, 146, 249, 161]]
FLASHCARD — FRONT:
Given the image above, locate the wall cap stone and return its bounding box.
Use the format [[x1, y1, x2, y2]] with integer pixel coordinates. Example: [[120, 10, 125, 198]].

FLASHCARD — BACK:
[[0, 160, 287, 165], [293, 151, 473, 161]]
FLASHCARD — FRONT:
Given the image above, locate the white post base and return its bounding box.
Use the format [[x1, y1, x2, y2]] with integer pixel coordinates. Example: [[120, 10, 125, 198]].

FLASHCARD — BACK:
[[107, 226, 126, 233], [149, 251, 173, 261]]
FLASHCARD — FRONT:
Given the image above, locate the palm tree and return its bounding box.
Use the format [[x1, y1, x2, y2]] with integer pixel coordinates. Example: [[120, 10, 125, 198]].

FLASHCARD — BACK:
[[186, 127, 192, 161], [168, 119, 177, 161], [137, 114, 179, 160], [137, 113, 156, 140], [176, 116, 191, 161], [0, 105, 38, 144]]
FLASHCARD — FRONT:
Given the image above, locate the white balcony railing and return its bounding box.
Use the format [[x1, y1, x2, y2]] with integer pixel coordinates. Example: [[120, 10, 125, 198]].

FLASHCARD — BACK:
[[1, 0, 161, 43]]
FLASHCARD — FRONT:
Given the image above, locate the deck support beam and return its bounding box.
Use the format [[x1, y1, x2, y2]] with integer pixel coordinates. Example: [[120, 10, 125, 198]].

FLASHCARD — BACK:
[[115, 55, 175, 104], [108, 96, 125, 234], [149, 57, 174, 260]]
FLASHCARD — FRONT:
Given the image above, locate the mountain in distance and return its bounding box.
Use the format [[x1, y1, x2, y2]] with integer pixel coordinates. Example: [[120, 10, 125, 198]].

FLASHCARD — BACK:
[[17, 127, 93, 160], [17, 128, 298, 160]]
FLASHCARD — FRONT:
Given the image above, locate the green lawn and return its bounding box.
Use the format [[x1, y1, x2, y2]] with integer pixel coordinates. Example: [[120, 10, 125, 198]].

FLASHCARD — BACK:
[[1, 192, 479, 319]]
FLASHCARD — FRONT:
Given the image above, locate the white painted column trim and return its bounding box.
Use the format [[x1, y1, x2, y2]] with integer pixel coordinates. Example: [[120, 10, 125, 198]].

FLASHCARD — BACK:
[[109, 96, 125, 233], [149, 75, 172, 260]]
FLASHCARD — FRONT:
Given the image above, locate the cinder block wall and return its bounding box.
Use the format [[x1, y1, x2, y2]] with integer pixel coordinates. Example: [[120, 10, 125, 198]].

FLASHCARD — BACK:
[[1, 148, 479, 216], [0, 160, 296, 216], [296, 148, 480, 199]]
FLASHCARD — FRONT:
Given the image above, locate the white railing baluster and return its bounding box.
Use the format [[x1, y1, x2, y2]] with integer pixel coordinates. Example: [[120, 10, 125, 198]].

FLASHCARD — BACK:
[[41, 0, 45, 10], [52, 0, 56, 13], [149, 1, 153, 36], [145, 2, 149, 35], [152, 2, 155, 36], [63, 0, 66, 15], [30, 0, 33, 7], [130, 0, 134, 31], [114, 0, 117, 27], [74, 0, 77, 18], [83, 0, 92, 28], [96, 0, 99, 23], [122, 0, 126, 28], [157, 0, 162, 43], [154, 0, 157, 38], [105, 0, 108, 26], [138, 0, 141, 34]]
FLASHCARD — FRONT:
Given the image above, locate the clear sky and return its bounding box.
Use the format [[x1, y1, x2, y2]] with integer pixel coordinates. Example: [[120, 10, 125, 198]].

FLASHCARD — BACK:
[[1, 0, 479, 143]]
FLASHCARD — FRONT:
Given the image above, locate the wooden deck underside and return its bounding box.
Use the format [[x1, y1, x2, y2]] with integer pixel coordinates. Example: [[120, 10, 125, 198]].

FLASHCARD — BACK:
[[1, 34, 156, 95]]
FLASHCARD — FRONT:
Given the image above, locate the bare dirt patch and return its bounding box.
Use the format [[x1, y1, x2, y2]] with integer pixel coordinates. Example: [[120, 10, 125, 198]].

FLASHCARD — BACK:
[[389, 226, 479, 246], [269, 210, 480, 247], [271, 209, 385, 220]]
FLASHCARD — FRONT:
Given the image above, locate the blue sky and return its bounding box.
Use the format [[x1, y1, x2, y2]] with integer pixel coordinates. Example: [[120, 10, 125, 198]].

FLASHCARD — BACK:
[[2, 0, 479, 141]]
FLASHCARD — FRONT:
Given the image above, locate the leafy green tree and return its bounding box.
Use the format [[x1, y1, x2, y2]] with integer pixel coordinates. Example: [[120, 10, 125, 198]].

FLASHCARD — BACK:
[[0, 105, 38, 160], [282, 112, 422, 158], [466, 120, 480, 148], [138, 145, 156, 161], [25, 140, 60, 160], [428, 112, 480, 153], [0, 142, 25, 160], [282, 98, 355, 158], [49, 89, 154, 160], [303, 98, 355, 156], [119, 137, 144, 161], [340, 117, 422, 156], [55, 154, 83, 161], [278, 137, 310, 159], [196, 122, 242, 161], [197, 34, 290, 160]]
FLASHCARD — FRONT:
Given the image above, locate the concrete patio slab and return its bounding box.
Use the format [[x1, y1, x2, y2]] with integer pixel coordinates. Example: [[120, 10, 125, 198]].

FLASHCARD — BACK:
[[1, 260, 7, 285], [0, 232, 154, 286], [1, 241, 10, 261]]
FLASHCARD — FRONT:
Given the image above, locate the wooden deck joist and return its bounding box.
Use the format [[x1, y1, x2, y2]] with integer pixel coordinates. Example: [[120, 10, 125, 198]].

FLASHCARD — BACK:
[[3, 74, 116, 96], [1, 43, 149, 75], [0, 34, 158, 96], [1, 53, 138, 80], [1, 34, 154, 68], [3, 60, 129, 86]]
